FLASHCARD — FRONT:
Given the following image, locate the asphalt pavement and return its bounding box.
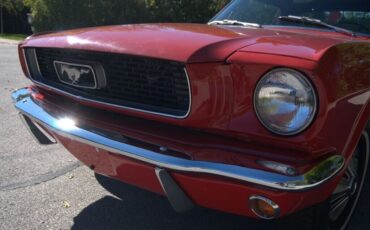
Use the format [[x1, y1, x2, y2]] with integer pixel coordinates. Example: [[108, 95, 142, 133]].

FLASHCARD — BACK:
[[0, 42, 368, 230]]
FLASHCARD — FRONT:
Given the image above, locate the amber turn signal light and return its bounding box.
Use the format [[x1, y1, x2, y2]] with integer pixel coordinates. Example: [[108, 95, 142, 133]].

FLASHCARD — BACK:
[[249, 196, 280, 219]]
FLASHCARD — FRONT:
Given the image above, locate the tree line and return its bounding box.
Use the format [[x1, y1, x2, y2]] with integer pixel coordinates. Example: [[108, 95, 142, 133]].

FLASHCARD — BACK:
[[2, 0, 230, 33], [1, 0, 31, 34]]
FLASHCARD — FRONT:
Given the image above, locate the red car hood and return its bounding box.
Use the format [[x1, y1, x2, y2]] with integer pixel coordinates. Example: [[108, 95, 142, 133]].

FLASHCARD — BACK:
[[21, 23, 350, 63]]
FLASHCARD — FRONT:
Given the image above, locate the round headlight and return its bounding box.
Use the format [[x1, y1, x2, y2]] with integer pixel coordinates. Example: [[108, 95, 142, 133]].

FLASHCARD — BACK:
[[254, 68, 317, 135]]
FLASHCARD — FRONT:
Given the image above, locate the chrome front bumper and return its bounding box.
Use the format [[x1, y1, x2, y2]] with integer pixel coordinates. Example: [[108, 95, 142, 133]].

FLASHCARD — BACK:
[[12, 88, 345, 191]]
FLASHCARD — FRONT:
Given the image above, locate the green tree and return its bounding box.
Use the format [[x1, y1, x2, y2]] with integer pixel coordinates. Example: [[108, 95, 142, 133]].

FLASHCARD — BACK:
[[2, 0, 25, 16], [146, 0, 229, 22], [24, 0, 229, 32]]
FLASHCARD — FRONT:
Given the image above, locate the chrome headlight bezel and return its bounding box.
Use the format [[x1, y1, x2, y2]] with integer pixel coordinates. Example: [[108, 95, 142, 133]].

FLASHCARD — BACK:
[[253, 68, 318, 136]]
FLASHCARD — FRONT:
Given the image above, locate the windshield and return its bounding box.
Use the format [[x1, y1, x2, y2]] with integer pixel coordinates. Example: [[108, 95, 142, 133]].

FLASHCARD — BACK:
[[212, 0, 370, 36]]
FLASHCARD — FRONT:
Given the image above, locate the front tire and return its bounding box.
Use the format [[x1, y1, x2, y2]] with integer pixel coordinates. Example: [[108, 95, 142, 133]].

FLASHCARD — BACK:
[[328, 131, 369, 230], [281, 130, 370, 230]]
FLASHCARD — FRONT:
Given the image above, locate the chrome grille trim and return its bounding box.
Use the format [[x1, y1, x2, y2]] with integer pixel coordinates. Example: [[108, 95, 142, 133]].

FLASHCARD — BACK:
[[24, 48, 192, 119]]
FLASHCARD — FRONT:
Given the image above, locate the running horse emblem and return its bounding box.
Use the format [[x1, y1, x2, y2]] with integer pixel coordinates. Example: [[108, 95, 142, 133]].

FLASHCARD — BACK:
[[61, 64, 91, 85]]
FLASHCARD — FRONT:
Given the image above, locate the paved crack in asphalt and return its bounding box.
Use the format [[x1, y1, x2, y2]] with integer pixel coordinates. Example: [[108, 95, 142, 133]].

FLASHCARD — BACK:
[[0, 162, 81, 191]]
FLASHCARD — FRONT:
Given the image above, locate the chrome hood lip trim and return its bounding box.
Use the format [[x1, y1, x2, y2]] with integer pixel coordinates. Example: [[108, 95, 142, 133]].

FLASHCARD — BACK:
[[11, 88, 345, 191]]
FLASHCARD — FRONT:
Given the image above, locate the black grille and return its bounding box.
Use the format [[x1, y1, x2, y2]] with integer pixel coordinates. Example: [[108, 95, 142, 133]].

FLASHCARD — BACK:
[[30, 48, 190, 117]]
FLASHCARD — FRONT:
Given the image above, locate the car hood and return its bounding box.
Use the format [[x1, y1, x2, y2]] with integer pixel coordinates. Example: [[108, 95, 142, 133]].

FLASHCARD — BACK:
[[21, 23, 348, 63]]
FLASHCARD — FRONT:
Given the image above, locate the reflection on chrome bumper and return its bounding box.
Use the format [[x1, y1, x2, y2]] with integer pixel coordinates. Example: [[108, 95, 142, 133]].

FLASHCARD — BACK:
[[12, 88, 345, 191]]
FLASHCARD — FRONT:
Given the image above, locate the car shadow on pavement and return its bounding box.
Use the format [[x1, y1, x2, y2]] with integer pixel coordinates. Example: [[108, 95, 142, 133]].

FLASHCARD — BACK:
[[71, 179, 277, 230]]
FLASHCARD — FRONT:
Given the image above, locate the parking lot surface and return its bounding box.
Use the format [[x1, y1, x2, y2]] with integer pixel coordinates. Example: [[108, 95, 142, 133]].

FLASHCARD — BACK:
[[0, 42, 368, 230]]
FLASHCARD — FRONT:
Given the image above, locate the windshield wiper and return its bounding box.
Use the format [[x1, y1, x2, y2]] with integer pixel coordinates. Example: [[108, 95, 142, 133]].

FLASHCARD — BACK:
[[279, 15, 356, 37], [208, 19, 261, 28]]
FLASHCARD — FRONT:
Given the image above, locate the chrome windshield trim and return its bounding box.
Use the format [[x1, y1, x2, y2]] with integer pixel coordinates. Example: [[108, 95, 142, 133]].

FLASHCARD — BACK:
[[208, 20, 261, 28], [12, 88, 344, 191]]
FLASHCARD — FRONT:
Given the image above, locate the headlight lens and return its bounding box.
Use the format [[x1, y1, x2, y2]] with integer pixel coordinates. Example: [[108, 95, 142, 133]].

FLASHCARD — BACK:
[[254, 69, 317, 135]]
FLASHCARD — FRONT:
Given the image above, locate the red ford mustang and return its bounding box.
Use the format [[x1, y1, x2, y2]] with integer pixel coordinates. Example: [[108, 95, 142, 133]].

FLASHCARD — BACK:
[[12, 0, 370, 229]]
